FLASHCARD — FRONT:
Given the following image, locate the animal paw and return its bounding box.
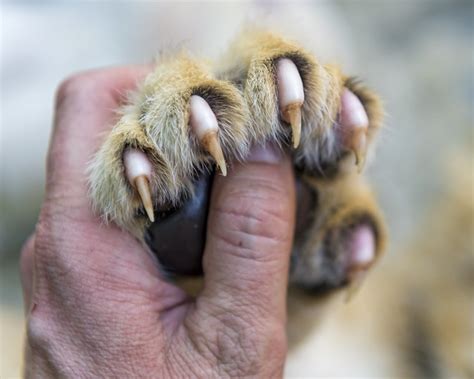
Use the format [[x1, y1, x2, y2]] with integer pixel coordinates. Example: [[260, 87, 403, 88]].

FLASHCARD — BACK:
[[218, 28, 383, 176], [89, 29, 387, 288], [88, 54, 249, 238], [291, 173, 387, 295], [216, 29, 386, 293]]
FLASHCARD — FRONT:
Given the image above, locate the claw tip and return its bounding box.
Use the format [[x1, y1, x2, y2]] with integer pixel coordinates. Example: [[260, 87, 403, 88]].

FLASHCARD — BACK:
[[220, 163, 228, 177], [353, 132, 367, 173], [134, 175, 155, 222], [283, 103, 302, 149], [203, 131, 227, 177], [344, 270, 368, 302]]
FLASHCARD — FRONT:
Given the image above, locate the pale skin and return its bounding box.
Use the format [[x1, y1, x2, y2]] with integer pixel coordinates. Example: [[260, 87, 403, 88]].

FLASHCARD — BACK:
[[20, 62, 376, 377], [20, 66, 296, 378]]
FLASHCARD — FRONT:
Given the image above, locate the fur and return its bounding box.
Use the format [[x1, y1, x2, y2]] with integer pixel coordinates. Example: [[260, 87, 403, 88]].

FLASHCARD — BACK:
[[88, 28, 388, 348], [89, 53, 249, 237], [285, 150, 473, 377]]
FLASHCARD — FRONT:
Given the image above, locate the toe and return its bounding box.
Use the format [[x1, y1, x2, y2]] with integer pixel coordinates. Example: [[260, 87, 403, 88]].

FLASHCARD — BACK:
[[276, 58, 304, 148], [338, 88, 369, 171], [189, 95, 227, 176], [346, 224, 376, 273], [123, 148, 155, 222]]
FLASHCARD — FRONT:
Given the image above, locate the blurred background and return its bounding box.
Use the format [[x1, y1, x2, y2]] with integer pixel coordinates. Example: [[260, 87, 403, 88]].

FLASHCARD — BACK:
[[1, 1, 472, 377]]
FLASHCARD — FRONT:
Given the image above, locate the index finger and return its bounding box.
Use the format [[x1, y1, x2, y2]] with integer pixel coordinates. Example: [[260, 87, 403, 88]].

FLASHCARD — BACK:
[[46, 65, 151, 216]]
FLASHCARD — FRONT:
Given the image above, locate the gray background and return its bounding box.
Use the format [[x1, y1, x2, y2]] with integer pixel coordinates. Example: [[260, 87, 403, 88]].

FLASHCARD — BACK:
[[1, 1, 472, 376]]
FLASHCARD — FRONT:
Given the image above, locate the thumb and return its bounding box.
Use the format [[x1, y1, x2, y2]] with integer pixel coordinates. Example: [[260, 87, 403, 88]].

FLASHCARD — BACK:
[[199, 143, 296, 326]]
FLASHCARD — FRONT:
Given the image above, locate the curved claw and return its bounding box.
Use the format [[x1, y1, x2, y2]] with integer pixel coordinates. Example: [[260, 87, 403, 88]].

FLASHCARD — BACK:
[[123, 148, 155, 222], [340, 88, 369, 173], [282, 103, 302, 148], [202, 131, 227, 176], [135, 176, 155, 222], [277, 58, 305, 148], [352, 129, 367, 173], [189, 95, 227, 176]]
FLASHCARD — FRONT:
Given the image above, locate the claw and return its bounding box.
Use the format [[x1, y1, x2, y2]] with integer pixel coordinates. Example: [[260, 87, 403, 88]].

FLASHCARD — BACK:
[[189, 95, 227, 176], [352, 129, 367, 173], [277, 58, 304, 148], [135, 176, 155, 222], [123, 148, 155, 222], [340, 88, 369, 172], [282, 103, 302, 148], [345, 269, 368, 302], [344, 224, 376, 302], [202, 131, 227, 176]]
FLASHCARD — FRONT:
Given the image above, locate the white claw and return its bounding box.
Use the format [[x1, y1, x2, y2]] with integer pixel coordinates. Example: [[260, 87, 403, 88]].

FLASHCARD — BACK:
[[349, 225, 375, 268], [340, 88, 369, 171], [123, 148, 155, 222], [189, 95, 227, 176], [340, 88, 369, 130], [277, 58, 305, 148], [344, 225, 376, 302]]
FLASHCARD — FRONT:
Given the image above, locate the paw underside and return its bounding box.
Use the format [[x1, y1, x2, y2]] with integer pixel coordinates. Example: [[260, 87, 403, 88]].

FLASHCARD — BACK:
[[89, 29, 386, 295]]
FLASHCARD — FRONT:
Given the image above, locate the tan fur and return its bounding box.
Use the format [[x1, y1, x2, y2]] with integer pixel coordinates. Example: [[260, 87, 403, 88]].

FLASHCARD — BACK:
[[388, 152, 474, 377], [285, 150, 473, 377], [89, 28, 385, 238], [89, 53, 249, 236], [88, 28, 387, 351], [218, 28, 344, 168], [83, 25, 474, 378], [218, 28, 384, 174], [286, 174, 386, 348], [291, 173, 387, 290]]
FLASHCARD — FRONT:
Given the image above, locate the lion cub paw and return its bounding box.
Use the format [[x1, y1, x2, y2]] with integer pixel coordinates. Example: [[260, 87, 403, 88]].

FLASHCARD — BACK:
[[88, 54, 249, 237], [218, 28, 383, 177], [292, 173, 387, 296], [89, 29, 387, 289]]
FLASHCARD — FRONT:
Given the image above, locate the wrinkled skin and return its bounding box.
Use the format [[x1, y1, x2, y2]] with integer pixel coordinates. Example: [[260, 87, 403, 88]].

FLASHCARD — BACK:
[[20, 66, 296, 378]]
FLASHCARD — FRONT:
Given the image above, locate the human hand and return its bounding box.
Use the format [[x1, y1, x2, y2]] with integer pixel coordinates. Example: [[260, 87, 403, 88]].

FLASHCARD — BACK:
[[20, 66, 296, 378]]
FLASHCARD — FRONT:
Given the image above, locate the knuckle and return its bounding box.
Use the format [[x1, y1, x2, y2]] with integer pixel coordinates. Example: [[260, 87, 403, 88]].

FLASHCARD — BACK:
[[19, 234, 35, 276], [32, 214, 74, 276], [26, 305, 55, 357], [55, 73, 87, 107], [55, 70, 102, 112]]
